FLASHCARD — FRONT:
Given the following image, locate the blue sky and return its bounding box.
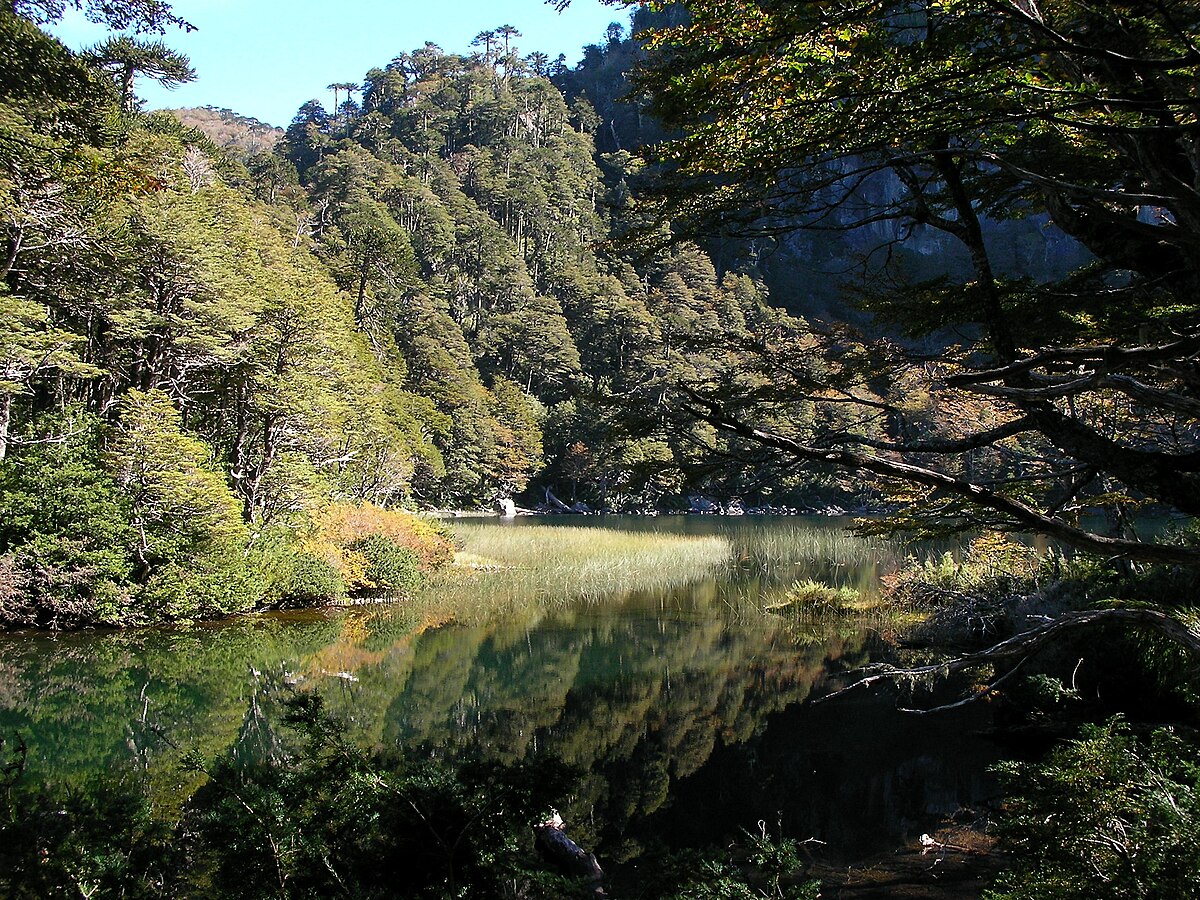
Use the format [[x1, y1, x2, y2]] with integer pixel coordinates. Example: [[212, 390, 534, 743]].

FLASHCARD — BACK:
[[49, 0, 629, 127]]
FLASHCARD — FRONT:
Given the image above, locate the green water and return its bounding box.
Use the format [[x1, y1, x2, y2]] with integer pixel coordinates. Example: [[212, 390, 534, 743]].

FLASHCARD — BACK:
[[0, 516, 999, 862]]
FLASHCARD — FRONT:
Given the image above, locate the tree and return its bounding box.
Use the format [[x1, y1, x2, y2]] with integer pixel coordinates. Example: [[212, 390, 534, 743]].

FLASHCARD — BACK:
[[10, 0, 192, 33], [0, 288, 97, 459], [613, 0, 1200, 570], [109, 388, 246, 571], [83, 35, 194, 111], [470, 29, 497, 66], [326, 81, 358, 115]]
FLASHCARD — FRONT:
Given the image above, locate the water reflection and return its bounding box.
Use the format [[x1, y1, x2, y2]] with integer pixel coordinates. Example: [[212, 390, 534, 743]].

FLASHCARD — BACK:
[[0, 517, 999, 863]]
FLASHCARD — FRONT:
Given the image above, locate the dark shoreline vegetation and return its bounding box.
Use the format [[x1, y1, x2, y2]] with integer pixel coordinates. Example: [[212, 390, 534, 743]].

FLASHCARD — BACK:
[[6, 0, 1200, 897]]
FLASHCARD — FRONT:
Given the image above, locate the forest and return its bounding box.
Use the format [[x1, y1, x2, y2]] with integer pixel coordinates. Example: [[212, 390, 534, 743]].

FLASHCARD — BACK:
[[4, 0, 1200, 896], [2, 0, 857, 628]]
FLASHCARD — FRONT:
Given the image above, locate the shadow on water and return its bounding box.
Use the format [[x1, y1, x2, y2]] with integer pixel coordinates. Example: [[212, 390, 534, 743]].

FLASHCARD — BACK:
[[0, 517, 1003, 869]]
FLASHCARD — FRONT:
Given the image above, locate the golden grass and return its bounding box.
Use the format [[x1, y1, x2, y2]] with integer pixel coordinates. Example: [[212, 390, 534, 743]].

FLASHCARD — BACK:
[[411, 523, 733, 622]]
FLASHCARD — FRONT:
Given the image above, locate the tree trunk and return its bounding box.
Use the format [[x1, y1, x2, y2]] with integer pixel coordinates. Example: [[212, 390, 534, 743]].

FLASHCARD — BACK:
[[0, 392, 10, 461], [121, 62, 136, 112]]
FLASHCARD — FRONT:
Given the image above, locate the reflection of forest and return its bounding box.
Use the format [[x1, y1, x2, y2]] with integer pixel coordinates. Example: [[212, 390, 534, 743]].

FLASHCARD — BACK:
[[642, 686, 1000, 862], [0, 615, 348, 801], [0, 519, 998, 867], [0, 595, 863, 823], [315, 594, 871, 850]]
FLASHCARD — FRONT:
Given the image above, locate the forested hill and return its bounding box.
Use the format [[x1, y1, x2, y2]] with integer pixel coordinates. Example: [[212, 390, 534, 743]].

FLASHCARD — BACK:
[[1, 10, 843, 626], [166, 106, 283, 156], [268, 33, 830, 513]]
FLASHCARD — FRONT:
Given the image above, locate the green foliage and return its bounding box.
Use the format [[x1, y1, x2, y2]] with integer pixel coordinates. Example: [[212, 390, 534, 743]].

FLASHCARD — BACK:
[[610, 0, 1200, 568], [112, 389, 247, 565], [0, 415, 136, 626], [644, 830, 819, 900], [887, 533, 1058, 603], [774, 580, 861, 612], [271, 550, 347, 607], [0, 692, 585, 899], [0, 9, 110, 134], [12, 0, 191, 34], [348, 532, 423, 594], [986, 717, 1200, 900], [0, 767, 182, 899]]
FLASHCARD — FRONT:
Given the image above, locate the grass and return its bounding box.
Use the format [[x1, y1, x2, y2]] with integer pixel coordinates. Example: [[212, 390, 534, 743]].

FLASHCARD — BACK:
[[374, 517, 916, 634], [732, 521, 897, 575], [412, 523, 733, 622]]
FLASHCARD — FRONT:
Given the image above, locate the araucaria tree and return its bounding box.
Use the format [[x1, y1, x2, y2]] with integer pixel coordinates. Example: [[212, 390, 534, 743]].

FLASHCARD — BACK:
[[626, 1, 1200, 573]]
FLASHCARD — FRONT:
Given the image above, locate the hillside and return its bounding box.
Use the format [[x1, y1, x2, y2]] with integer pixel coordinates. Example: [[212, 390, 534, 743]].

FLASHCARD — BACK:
[[166, 105, 283, 155]]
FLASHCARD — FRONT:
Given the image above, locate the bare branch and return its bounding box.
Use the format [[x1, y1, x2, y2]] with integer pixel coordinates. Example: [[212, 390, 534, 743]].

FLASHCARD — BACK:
[[818, 607, 1200, 710]]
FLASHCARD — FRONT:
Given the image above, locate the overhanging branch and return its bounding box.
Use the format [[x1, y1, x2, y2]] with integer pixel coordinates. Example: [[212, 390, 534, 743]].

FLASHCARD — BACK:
[[818, 608, 1200, 712], [680, 388, 1200, 566]]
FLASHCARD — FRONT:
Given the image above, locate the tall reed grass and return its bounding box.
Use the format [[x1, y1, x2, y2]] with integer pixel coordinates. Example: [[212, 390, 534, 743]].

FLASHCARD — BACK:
[[413, 523, 733, 622]]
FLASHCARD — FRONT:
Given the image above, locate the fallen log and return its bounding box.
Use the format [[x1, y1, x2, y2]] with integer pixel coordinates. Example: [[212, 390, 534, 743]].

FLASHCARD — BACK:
[[534, 810, 604, 895]]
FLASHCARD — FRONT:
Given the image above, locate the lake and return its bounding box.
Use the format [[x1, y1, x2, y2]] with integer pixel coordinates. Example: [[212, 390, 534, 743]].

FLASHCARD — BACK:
[[0, 516, 1001, 878]]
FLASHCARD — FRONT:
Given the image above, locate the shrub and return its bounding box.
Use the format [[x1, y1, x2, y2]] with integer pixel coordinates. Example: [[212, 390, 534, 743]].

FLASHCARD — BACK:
[[641, 830, 820, 899], [309, 501, 453, 571], [302, 501, 454, 596], [272, 551, 346, 606], [986, 716, 1200, 900], [0, 745, 182, 900], [348, 533, 422, 594], [136, 547, 262, 622]]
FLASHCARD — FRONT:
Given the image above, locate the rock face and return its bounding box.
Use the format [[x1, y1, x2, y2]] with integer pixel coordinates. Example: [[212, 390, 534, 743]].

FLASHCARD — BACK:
[[496, 497, 517, 518]]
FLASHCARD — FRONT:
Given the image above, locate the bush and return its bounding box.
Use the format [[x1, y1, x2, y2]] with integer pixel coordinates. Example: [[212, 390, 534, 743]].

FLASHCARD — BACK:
[[640, 830, 820, 900], [986, 716, 1200, 900], [348, 533, 423, 594], [136, 546, 262, 622], [0, 736, 181, 900], [1, 698, 583, 899], [309, 501, 455, 572], [271, 551, 346, 606], [301, 501, 455, 596]]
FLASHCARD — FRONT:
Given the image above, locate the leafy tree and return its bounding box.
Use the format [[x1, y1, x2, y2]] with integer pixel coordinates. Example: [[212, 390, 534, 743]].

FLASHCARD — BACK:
[[0, 414, 135, 626], [109, 388, 246, 568], [0, 9, 109, 135], [0, 288, 97, 459], [83, 35, 194, 112], [612, 0, 1200, 567], [987, 717, 1200, 899], [280, 99, 332, 178], [10, 0, 192, 33]]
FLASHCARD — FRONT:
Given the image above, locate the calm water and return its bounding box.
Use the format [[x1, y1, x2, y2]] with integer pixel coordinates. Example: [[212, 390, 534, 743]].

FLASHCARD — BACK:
[[0, 516, 1000, 865]]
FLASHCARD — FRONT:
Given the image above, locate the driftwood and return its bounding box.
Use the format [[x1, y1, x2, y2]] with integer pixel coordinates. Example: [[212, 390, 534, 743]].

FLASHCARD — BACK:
[[534, 810, 604, 895]]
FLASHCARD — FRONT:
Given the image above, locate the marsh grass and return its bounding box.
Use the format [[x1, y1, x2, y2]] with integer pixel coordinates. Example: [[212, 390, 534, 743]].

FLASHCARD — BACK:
[[394, 518, 912, 630], [414, 523, 733, 621], [733, 522, 896, 574]]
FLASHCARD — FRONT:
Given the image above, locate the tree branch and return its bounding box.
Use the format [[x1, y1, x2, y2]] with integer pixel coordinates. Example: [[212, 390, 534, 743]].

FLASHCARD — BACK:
[[680, 387, 1200, 566], [818, 608, 1200, 711]]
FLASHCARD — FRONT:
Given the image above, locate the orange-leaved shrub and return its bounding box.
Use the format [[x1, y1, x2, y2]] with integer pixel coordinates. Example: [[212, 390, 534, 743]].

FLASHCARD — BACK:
[[301, 502, 454, 595]]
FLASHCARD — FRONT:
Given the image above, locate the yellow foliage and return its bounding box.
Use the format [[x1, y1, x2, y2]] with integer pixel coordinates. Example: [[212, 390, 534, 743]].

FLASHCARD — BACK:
[[300, 501, 454, 592]]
